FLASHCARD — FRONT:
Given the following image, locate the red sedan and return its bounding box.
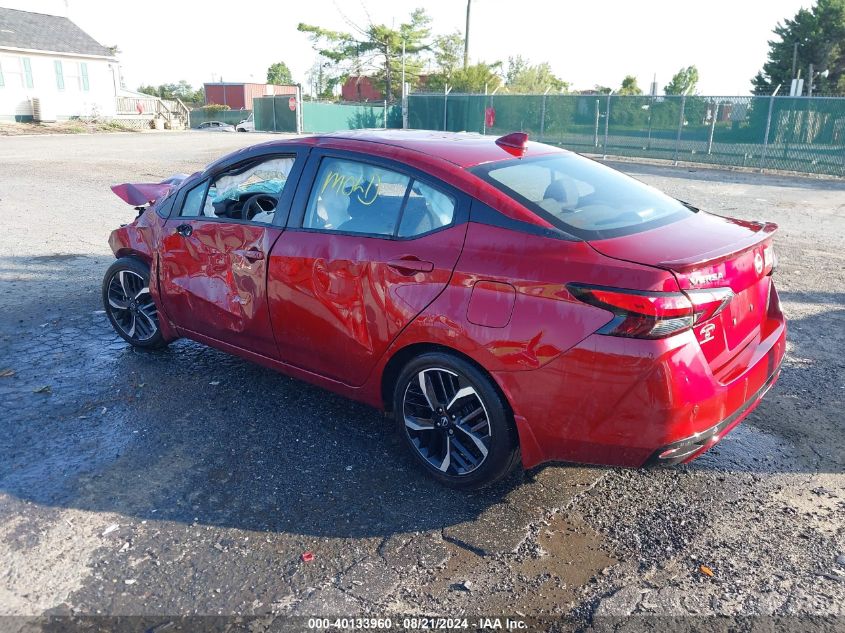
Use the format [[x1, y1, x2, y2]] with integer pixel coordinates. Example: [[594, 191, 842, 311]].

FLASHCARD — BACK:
[[104, 131, 786, 488]]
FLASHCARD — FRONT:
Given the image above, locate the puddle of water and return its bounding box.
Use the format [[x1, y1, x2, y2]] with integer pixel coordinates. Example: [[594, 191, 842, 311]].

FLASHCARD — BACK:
[[419, 513, 616, 614], [508, 513, 617, 613]]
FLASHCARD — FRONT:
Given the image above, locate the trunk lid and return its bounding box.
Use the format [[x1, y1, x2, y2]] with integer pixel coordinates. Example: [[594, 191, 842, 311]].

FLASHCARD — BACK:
[[590, 212, 777, 377], [111, 174, 190, 206]]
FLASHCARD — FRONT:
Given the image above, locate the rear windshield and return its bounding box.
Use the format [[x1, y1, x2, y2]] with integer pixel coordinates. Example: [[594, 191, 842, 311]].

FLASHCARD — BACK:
[[471, 153, 694, 239]]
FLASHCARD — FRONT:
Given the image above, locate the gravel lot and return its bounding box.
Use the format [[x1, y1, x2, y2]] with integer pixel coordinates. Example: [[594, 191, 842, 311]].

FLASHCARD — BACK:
[[0, 132, 843, 631]]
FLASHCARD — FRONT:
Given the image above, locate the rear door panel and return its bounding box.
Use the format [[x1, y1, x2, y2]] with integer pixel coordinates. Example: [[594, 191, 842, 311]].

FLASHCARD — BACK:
[[266, 149, 469, 386], [268, 228, 466, 384]]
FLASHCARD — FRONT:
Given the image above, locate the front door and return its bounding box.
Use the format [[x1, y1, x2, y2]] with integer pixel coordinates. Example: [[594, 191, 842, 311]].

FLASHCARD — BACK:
[[158, 153, 302, 357], [268, 153, 468, 386]]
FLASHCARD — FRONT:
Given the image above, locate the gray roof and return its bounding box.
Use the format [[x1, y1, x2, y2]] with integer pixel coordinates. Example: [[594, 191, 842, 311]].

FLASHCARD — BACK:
[[0, 7, 113, 58]]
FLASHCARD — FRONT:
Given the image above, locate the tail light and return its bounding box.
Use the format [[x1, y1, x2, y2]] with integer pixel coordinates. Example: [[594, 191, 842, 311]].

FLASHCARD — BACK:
[[685, 287, 734, 322], [567, 284, 734, 340]]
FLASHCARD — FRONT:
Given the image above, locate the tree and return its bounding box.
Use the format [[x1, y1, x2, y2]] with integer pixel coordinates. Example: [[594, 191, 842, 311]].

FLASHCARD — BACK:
[[752, 0, 845, 95], [425, 31, 478, 90], [619, 75, 643, 95], [432, 31, 464, 79], [298, 8, 431, 101], [505, 56, 568, 93], [447, 62, 502, 92], [664, 65, 699, 95], [266, 61, 293, 85], [592, 85, 613, 94], [137, 81, 203, 104], [305, 59, 341, 99]]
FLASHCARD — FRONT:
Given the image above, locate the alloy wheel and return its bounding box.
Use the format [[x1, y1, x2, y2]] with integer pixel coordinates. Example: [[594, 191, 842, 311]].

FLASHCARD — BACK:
[[402, 367, 492, 476], [106, 270, 159, 341]]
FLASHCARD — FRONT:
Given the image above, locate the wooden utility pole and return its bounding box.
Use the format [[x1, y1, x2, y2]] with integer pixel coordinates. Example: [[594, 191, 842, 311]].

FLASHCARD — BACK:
[[464, 0, 471, 69]]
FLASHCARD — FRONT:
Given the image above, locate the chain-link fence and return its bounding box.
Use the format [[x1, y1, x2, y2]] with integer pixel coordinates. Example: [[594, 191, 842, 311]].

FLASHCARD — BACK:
[[407, 93, 845, 176]]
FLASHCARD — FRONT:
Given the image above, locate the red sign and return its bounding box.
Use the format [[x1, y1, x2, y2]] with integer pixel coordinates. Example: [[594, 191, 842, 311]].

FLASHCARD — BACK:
[[485, 106, 496, 128], [288, 97, 297, 111]]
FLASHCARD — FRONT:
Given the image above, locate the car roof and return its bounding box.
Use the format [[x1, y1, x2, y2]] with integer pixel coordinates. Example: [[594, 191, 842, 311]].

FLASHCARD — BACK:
[[258, 130, 565, 169]]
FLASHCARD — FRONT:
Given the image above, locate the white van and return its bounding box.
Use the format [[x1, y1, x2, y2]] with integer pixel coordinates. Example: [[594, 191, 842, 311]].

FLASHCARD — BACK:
[[236, 112, 254, 132]]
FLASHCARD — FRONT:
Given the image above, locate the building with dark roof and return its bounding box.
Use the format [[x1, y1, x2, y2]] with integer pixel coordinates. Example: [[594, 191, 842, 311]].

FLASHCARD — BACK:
[[0, 7, 123, 121]]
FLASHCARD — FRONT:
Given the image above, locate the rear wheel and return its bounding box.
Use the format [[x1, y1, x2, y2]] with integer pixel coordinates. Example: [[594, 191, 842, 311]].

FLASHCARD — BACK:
[[102, 257, 167, 349], [393, 352, 519, 489]]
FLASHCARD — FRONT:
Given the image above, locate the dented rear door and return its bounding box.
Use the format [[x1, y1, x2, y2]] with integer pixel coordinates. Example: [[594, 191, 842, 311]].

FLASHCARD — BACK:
[[267, 150, 470, 386]]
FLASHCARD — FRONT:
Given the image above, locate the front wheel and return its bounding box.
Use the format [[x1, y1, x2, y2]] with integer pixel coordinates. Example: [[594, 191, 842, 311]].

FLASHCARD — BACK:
[[393, 352, 520, 489], [102, 257, 167, 349]]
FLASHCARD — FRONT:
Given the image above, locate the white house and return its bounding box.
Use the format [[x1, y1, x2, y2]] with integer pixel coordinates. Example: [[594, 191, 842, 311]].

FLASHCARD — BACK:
[[0, 7, 122, 121]]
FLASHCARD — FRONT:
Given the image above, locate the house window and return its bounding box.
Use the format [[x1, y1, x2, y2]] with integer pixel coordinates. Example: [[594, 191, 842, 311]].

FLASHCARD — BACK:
[[62, 62, 83, 91], [54, 60, 65, 90], [80, 62, 89, 91], [0, 56, 30, 88], [22, 58, 33, 89]]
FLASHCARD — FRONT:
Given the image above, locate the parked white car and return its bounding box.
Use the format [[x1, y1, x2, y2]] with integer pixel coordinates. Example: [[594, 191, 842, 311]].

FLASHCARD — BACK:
[[196, 121, 236, 132], [236, 113, 255, 132]]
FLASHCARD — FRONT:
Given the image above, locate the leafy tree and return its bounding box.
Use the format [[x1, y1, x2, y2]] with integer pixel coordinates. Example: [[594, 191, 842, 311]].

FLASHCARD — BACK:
[[425, 31, 482, 91], [305, 59, 340, 100], [137, 81, 203, 104], [449, 62, 502, 92], [592, 85, 613, 94], [266, 61, 293, 85], [505, 56, 568, 93], [298, 8, 431, 101], [664, 65, 699, 95], [619, 75, 643, 95], [432, 32, 464, 79], [505, 55, 530, 86], [426, 60, 501, 92], [752, 0, 845, 95]]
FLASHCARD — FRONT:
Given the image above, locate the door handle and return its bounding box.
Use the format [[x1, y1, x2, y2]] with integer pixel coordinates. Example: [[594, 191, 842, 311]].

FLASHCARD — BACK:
[[386, 257, 434, 274], [175, 223, 193, 237], [234, 248, 265, 262]]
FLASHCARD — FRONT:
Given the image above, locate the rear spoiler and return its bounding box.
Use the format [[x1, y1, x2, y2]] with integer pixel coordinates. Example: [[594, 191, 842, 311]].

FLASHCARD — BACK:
[[659, 221, 778, 271], [111, 174, 189, 206]]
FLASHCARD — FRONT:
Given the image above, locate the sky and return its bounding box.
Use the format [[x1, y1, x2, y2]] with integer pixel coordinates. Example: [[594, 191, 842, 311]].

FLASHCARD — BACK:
[[2, 0, 813, 95]]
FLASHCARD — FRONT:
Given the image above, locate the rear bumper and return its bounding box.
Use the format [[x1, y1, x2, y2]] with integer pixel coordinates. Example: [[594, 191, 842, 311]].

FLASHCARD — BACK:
[[493, 287, 787, 470], [643, 357, 781, 466]]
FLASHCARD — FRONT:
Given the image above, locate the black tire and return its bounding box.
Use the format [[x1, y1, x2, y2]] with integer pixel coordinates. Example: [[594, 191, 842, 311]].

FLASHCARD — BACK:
[[102, 257, 167, 349], [392, 352, 520, 489]]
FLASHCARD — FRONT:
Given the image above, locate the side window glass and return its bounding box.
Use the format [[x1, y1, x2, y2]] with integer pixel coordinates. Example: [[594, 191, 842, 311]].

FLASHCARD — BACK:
[[201, 156, 295, 223], [303, 158, 410, 236], [398, 180, 456, 238], [180, 181, 207, 217]]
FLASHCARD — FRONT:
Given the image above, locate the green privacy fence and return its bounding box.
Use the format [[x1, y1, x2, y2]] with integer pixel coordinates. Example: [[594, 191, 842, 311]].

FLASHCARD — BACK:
[[252, 97, 401, 133], [302, 101, 401, 133], [188, 109, 251, 128], [254, 97, 298, 133], [407, 93, 845, 176]]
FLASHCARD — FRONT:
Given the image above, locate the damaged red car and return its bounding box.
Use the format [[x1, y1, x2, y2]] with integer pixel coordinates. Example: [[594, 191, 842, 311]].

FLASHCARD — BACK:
[[104, 131, 786, 488]]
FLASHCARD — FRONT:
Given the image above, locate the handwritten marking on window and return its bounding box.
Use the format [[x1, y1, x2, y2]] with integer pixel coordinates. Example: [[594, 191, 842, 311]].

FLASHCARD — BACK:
[[320, 170, 380, 206]]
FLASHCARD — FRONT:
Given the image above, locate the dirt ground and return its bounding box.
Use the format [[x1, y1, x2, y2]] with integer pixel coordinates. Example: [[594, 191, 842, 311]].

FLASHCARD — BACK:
[[0, 132, 843, 632], [0, 121, 145, 136]]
